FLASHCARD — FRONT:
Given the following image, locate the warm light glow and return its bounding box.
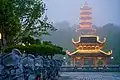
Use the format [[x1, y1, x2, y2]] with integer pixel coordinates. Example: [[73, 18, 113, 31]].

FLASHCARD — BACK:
[[66, 50, 72, 56], [80, 9, 92, 13], [97, 37, 106, 44], [77, 50, 99, 53], [72, 38, 80, 44], [98, 57, 102, 59], [99, 50, 112, 55], [22, 43, 25, 46], [80, 25, 92, 28], [0, 33, 1, 40], [66, 49, 112, 56], [95, 46, 99, 49], [80, 15, 92, 18], [72, 35, 105, 50], [75, 35, 106, 44], [80, 20, 92, 23], [76, 57, 81, 59], [78, 46, 83, 49], [76, 45, 101, 51]]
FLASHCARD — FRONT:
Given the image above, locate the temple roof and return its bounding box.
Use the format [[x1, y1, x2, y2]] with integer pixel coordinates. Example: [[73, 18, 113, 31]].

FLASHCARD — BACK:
[[80, 22, 92, 25], [66, 50, 112, 57], [80, 12, 92, 15], [72, 35, 106, 44], [70, 52, 111, 57], [80, 1, 92, 10]]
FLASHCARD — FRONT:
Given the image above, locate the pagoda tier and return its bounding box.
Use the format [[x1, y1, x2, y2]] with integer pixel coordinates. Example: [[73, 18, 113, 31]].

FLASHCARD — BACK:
[[66, 35, 112, 56], [66, 49, 112, 57], [78, 1, 95, 34], [80, 2, 92, 10], [80, 2, 92, 29], [72, 35, 106, 50], [66, 50, 112, 57]]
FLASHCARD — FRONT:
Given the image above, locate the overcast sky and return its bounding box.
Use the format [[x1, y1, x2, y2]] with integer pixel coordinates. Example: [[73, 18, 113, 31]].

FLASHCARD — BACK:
[[44, 0, 120, 26]]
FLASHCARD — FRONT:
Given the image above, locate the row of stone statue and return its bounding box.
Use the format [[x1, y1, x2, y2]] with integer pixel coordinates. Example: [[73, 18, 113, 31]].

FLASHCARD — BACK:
[[0, 49, 63, 80]]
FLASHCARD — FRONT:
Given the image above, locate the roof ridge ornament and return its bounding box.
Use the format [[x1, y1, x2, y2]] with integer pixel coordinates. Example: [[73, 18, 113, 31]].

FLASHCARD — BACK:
[[84, 1, 88, 6]]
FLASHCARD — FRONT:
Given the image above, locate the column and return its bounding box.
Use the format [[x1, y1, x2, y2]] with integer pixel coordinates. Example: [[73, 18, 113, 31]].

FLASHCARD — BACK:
[[91, 57, 94, 67], [90, 57, 94, 66], [94, 57, 98, 67], [72, 57, 76, 67], [79, 58, 81, 67], [72, 57, 74, 66], [102, 57, 107, 67], [77, 58, 81, 67], [81, 57, 85, 67]]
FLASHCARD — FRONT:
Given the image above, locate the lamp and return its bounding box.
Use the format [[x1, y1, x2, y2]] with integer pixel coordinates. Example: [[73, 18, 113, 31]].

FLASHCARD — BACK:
[[0, 33, 2, 54], [0, 33, 1, 40]]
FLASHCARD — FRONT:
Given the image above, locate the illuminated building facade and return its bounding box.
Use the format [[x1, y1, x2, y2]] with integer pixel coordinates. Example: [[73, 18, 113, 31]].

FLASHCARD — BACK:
[[66, 2, 112, 67]]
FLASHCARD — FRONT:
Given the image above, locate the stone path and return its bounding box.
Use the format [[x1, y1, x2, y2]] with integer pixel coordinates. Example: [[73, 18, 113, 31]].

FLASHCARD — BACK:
[[58, 72, 120, 80]]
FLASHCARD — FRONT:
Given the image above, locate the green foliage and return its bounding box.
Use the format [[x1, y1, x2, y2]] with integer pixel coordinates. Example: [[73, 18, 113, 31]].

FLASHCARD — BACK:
[[0, 0, 20, 45], [14, 0, 57, 44], [21, 36, 41, 45], [0, 0, 56, 46], [5, 43, 66, 56]]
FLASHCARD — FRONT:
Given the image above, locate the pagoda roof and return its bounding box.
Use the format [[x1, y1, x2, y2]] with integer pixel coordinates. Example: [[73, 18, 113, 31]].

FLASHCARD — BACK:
[[66, 50, 112, 57], [72, 35, 106, 44], [80, 1, 92, 10], [80, 12, 92, 15], [80, 17, 92, 20], [80, 22, 92, 25], [80, 7, 92, 10]]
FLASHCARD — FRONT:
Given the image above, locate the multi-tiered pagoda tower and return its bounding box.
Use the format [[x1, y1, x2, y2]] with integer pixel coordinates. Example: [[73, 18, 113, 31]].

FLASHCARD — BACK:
[[79, 2, 95, 34], [66, 1, 112, 67]]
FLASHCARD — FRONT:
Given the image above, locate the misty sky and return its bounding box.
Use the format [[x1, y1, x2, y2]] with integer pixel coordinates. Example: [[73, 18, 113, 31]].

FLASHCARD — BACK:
[[44, 0, 120, 26]]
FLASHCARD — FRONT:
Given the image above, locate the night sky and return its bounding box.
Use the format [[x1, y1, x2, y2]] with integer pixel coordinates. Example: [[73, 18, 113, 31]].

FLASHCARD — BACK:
[[44, 0, 120, 26]]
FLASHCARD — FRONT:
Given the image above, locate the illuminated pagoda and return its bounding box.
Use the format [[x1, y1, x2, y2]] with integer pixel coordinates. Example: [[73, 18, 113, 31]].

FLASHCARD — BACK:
[[77, 1, 96, 34], [66, 1, 112, 67]]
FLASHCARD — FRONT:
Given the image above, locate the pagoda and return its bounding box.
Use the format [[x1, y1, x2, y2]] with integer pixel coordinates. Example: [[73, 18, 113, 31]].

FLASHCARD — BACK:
[[66, 1, 112, 67], [78, 1, 96, 34]]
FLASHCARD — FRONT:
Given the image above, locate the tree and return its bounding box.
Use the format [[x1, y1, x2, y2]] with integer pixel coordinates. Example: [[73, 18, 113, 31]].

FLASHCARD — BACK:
[[0, 0, 56, 46], [0, 0, 20, 46], [14, 0, 56, 44], [4, 44, 66, 58]]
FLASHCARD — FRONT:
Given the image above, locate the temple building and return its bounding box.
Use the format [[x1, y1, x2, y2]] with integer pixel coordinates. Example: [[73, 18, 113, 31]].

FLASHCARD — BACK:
[[66, 2, 112, 67]]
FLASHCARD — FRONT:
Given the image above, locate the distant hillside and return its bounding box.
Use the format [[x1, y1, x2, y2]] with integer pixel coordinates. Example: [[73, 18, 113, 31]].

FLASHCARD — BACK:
[[43, 21, 120, 64]]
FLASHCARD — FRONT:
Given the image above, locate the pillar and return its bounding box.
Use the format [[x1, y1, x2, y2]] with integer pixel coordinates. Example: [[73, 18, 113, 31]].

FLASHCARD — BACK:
[[77, 58, 81, 67], [79, 58, 81, 66], [102, 57, 107, 67], [81, 57, 85, 67], [72, 57, 76, 66], [90, 57, 94, 66], [94, 57, 98, 67]]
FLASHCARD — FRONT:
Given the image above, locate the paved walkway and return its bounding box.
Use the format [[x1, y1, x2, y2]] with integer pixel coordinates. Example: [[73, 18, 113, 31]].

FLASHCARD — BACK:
[[58, 72, 120, 80]]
